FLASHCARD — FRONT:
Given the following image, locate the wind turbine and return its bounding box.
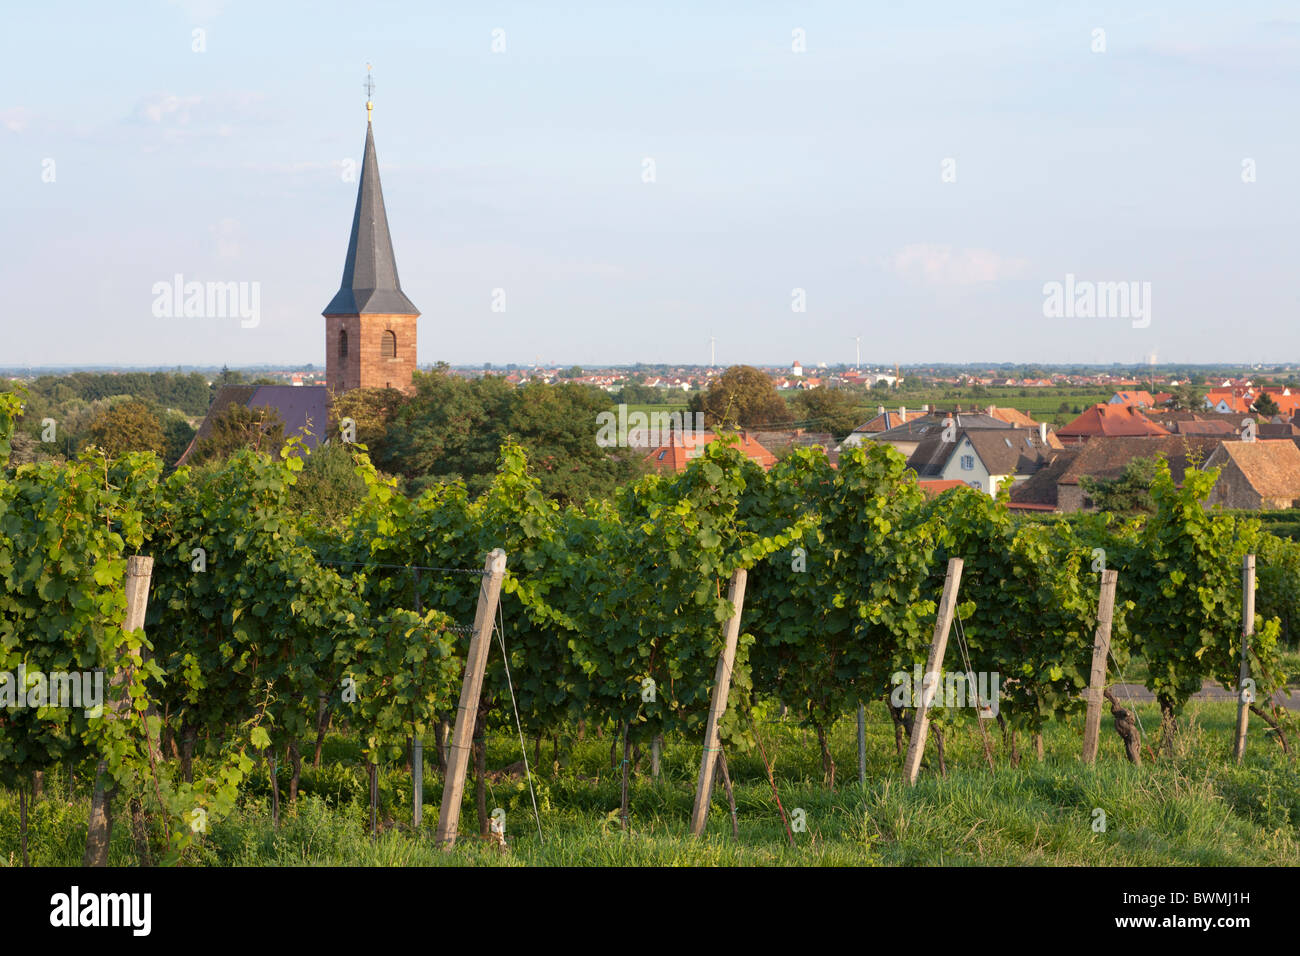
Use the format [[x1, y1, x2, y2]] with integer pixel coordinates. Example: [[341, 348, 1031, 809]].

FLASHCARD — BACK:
[[709, 336, 716, 369]]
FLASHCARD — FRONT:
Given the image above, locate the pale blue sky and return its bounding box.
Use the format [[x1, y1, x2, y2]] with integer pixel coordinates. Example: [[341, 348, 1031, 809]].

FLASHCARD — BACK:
[[2, 1, 1297, 369]]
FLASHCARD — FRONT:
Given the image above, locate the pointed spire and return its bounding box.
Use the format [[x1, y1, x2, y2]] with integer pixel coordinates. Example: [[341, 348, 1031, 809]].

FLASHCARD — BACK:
[[322, 115, 419, 317]]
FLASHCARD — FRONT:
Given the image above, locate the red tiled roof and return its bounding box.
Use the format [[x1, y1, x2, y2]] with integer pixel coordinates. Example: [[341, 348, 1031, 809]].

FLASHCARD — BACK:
[[642, 430, 777, 473], [1112, 390, 1155, 408], [917, 479, 970, 498], [1206, 440, 1300, 500], [1058, 436, 1223, 487], [1057, 404, 1170, 442]]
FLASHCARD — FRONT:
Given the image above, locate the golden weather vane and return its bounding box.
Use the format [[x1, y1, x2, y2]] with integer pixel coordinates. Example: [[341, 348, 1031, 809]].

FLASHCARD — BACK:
[[364, 63, 374, 122]]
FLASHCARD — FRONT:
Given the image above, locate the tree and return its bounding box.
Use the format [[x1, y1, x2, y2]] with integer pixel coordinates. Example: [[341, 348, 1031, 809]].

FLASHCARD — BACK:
[[381, 369, 513, 493], [381, 369, 641, 503], [191, 403, 285, 464], [215, 366, 245, 389], [161, 414, 196, 466], [688, 365, 789, 428], [1254, 394, 1280, 417], [504, 382, 643, 503], [1166, 384, 1205, 411], [288, 441, 369, 526], [329, 386, 407, 459], [790, 388, 864, 440], [1079, 456, 1158, 514], [84, 401, 166, 458]]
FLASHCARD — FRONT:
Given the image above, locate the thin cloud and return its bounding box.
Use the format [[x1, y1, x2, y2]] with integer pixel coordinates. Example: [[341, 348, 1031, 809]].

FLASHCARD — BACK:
[[886, 244, 1028, 285], [2, 107, 32, 133], [137, 94, 202, 125]]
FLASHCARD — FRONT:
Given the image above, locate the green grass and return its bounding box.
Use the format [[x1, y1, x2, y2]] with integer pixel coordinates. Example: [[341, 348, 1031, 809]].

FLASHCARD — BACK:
[[607, 403, 690, 418], [4, 700, 1297, 866], [877, 388, 1115, 426]]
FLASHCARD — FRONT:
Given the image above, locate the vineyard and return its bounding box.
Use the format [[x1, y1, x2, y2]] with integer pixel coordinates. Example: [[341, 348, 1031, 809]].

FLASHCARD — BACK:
[[1, 388, 1298, 866]]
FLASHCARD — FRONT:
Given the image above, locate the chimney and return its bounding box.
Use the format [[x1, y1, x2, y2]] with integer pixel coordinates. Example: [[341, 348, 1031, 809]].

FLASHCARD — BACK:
[[1039, 422, 1047, 445], [899, 406, 906, 420], [989, 404, 996, 416], [877, 406, 884, 416]]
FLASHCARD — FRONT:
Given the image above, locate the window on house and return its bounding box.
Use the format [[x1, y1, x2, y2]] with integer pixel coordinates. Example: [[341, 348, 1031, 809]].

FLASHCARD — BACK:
[[658, 450, 668, 460], [339, 330, 348, 358], [969, 480, 981, 490], [960, 454, 974, 470], [382, 330, 397, 358]]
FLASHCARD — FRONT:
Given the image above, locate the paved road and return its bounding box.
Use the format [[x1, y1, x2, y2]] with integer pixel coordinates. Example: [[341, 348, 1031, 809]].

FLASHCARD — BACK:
[[1110, 683, 1299, 710]]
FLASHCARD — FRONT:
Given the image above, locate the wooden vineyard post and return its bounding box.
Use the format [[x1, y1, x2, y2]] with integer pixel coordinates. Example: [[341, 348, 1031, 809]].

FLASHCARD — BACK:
[[857, 703, 866, 785], [690, 568, 748, 837], [412, 567, 423, 829], [1082, 569, 1119, 765], [435, 549, 507, 848], [903, 558, 963, 785], [84, 555, 153, 867], [412, 738, 424, 828], [1234, 554, 1255, 763]]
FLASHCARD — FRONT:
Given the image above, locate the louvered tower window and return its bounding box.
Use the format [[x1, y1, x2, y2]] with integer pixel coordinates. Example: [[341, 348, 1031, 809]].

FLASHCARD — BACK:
[[382, 330, 397, 358]]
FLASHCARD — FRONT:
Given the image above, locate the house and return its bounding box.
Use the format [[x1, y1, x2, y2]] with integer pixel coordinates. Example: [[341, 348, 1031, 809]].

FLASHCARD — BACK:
[[176, 385, 330, 466], [1054, 435, 1223, 512], [863, 411, 1012, 459], [1056, 403, 1171, 444], [1169, 419, 1239, 437], [1208, 394, 1252, 415], [1203, 440, 1300, 510], [906, 426, 1053, 498], [839, 406, 925, 448], [750, 429, 838, 464], [984, 405, 1064, 449], [1259, 422, 1300, 439], [1008, 449, 1079, 512], [643, 430, 777, 473], [1109, 390, 1156, 409]]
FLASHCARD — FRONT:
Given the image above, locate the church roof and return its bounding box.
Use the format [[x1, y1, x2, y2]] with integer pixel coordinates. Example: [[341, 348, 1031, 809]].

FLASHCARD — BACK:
[[323, 121, 419, 317], [176, 385, 329, 466]]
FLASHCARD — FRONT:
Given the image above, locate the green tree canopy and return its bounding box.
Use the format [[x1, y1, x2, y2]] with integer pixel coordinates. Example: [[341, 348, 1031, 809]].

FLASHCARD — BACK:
[[1079, 456, 1159, 515], [688, 365, 789, 428], [1254, 394, 1280, 417], [84, 400, 165, 458], [790, 388, 864, 440], [380, 369, 641, 503], [191, 403, 286, 465]]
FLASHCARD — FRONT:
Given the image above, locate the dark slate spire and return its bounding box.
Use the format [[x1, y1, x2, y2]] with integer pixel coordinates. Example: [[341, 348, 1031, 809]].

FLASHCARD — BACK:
[[323, 120, 419, 316]]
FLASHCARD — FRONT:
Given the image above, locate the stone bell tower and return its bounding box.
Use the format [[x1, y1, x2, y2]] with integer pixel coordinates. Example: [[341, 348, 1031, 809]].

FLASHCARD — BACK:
[[322, 69, 419, 394]]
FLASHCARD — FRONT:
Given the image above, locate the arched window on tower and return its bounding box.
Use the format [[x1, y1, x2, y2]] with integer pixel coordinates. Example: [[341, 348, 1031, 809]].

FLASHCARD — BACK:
[[382, 330, 397, 358], [339, 329, 349, 358]]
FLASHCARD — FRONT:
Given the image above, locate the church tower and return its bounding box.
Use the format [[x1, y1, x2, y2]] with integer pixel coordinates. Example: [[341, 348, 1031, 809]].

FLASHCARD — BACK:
[[323, 72, 419, 395]]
